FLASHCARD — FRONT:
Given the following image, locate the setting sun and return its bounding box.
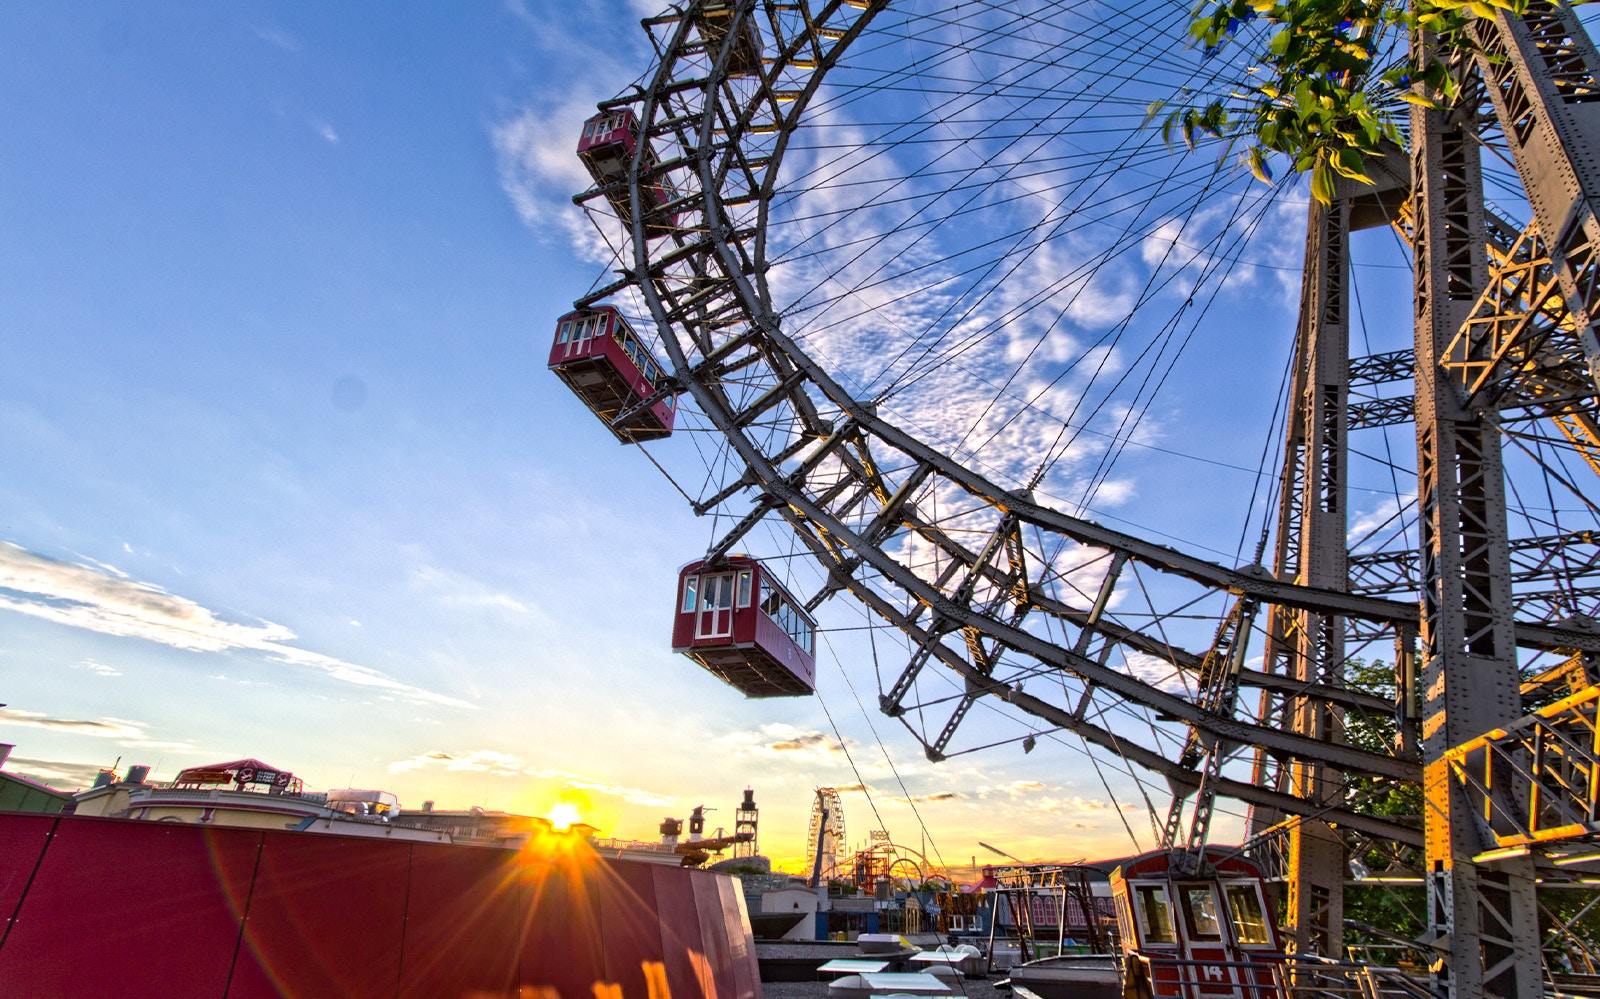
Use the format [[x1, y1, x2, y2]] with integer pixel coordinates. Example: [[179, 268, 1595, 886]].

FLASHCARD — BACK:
[[546, 802, 582, 832]]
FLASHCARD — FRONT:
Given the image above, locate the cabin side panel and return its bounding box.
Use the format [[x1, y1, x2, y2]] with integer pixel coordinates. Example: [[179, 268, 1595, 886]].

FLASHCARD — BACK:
[[753, 611, 815, 687]]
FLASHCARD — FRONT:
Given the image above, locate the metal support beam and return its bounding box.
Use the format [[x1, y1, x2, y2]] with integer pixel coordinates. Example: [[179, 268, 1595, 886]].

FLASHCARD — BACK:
[[1475, 0, 1600, 398], [1287, 196, 1351, 959], [1413, 65, 1542, 999]]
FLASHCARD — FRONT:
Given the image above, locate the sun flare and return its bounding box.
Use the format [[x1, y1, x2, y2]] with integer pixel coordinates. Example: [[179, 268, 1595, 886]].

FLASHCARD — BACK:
[[546, 802, 582, 832]]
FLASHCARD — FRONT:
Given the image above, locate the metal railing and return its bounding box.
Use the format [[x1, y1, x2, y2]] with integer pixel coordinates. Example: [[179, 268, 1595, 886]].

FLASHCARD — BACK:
[[1129, 953, 1431, 999], [1442, 685, 1600, 849]]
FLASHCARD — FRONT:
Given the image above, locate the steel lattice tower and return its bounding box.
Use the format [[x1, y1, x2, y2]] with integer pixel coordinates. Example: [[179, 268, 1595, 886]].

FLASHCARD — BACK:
[[1266, 6, 1600, 994]]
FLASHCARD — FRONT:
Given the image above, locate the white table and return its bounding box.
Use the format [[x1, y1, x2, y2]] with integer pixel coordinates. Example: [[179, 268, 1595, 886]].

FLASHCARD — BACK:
[[819, 960, 894, 974], [856, 973, 955, 994]]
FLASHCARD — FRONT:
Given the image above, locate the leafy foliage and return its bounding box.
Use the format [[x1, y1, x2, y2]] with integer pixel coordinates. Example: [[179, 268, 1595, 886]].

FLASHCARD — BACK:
[[1342, 658, 1421, 815], [1158, 0, 1530, 202], [1340, 659, 1428, 951], [1335, 659, 1600, 967]]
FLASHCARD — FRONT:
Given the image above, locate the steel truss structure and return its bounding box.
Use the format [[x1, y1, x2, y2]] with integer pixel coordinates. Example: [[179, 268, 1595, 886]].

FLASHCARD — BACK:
[[572, 2, 1600, 996], [806, 786, 846, 884]]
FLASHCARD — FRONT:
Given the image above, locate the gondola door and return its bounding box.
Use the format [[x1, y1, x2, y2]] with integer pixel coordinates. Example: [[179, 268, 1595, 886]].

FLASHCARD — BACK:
[[1174, 881, 1241, 999], [567, 313, 599, 359], [696, 572, 736, 640]]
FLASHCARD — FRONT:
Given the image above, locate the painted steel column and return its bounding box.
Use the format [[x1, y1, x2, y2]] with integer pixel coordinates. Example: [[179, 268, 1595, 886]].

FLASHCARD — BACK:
[[1245, 215, 1316, 873], [1285, 197, 1350, 958], [1412, 55, 1543, 999], [1475, 0, 1600, 395]]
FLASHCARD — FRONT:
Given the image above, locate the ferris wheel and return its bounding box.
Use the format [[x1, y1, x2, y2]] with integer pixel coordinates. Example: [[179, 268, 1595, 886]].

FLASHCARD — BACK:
[[806, 786, 846, 884], [555, 1, 1600, 990]]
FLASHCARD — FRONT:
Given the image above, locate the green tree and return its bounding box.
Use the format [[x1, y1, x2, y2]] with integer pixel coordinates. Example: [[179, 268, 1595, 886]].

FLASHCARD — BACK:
[[1158, 0, 1529, 202], [1334, 659, 1600, 968], [1337, 658, 1428, 951]]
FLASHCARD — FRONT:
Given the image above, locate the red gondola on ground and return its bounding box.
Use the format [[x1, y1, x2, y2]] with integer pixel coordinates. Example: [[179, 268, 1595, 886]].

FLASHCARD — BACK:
[[672, 555, 817, 698], [1110, 848, 1285, 999], [549, 305, 676, 443], [577, 109, 680, 235]]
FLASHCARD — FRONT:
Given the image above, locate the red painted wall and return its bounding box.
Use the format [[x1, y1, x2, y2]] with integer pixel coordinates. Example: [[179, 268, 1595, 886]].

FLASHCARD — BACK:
[[0, 813, 761, 999]]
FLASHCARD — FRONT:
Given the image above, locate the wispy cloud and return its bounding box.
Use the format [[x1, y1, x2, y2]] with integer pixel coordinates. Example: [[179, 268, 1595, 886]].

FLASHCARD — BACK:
[[387, 750, 675, 807], [1027, 794, 1140, 815], [0, 706, 147, 740], [1120, 651, 1192, 696], [976, 779, 1054, 798], [767, 731, 842, 754], [313, 121, 339, 145], [412, 565, 532, 617], [1349, 493, 1414, 551], [71, 658, 121, 677], [5, 757, 108, 789], [491, 99, 616, 257], [717, 723, 854, 764], [890, 790, 964, 804], [248, 23, 301, 53], [0, 542, 469, 708]]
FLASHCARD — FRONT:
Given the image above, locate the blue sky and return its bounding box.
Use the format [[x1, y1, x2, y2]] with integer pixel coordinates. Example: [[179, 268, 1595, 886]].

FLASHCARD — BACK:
[[0, 2, 1411, 870]]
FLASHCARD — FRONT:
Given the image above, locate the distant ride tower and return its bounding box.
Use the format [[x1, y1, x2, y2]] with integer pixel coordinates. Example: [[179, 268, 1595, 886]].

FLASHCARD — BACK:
[[733, 787, 759, 858], [807, 787, 846, 885]]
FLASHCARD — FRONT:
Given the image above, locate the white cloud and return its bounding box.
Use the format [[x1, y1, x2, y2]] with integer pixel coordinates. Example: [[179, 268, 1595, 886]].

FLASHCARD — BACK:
[[5, 757, 108, 788], [492, 100, 603, 233], [1120, 651, 1192, 696], [388, 749, 675, 807], [0, 542, 469, 708], [1349, 493, 1413, 550], [0, 706, 147, 740], [412, 565, 532, 617], [248, 23, 301, 53], [77, 555, 129, 579], [1026, 794, 1140, 815], [716, 723, 854, 764], [977, 779, 1055, 798], [71, 658, 121, 677], [314, 121, 339, 145], [391, 749, 525, 776], [891, 790, 964, 804]]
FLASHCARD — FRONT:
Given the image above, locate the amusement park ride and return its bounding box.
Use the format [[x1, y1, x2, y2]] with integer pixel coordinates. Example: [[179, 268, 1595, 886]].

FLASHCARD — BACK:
[[802, 787, 937, 896], [547, 1, 1600, 996], [653, 788, 764, 867], [806, 787, 845, 887]]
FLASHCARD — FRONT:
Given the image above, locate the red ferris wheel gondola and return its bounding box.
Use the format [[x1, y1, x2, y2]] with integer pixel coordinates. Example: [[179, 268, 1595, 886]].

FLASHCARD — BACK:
[[672, 555, 816, 698], [549, 305, 676, 443], [1111, 848, 1284, 999], [576, 109, 681, 236]]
